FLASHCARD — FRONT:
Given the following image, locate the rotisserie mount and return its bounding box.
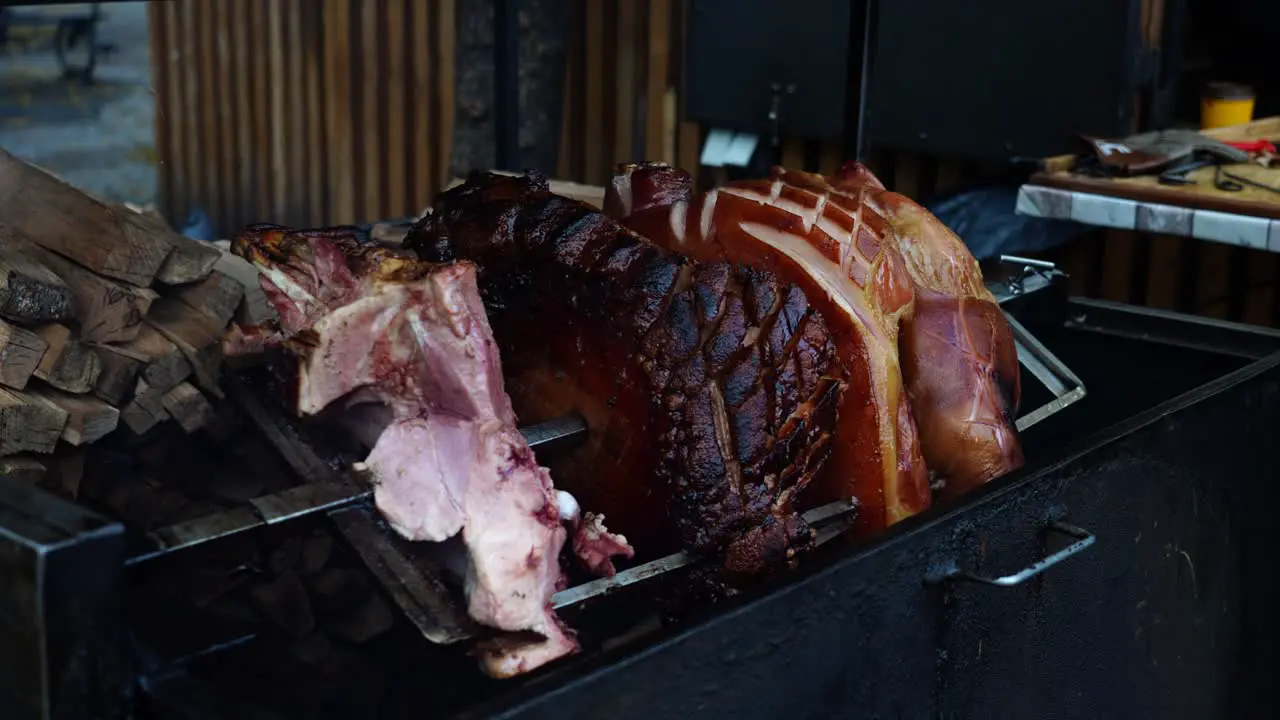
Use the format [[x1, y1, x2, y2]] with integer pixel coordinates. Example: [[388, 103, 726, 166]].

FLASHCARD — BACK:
[[226, 161, 1023, 678]]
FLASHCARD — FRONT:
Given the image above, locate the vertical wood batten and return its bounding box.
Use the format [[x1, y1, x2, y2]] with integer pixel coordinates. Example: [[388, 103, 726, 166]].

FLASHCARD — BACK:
[[267, 0, 288, 220], [555, 0, 583, 181], [253, 2, 272, 223], [230, 1, 253, 226], [282, 0, 305, 226], [144, 1, 1273, 326], [177, 3, 199, 224], [1196, 243, 1234, 319], [213, 2, 236, 233], [644, 0, 671, 164], [1243, 249, 1276, 325], [435, 0, 456, 199], [194, 1, 220, 231], [384, 0, 408, 217], [407, 0, 433, 214], [302, 1, 325, 227], [582, 1, 605, 183], [613, 1, 638, 171], [1100, 230, 1137, 303], [359, 0, 382, 222], [1144, 234, 1184, 309], [147, 2, 172, 222], [321, 0, 354, 224]]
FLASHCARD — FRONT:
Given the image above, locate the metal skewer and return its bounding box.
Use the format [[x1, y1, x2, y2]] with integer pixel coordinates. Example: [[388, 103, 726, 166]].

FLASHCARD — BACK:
[[125, 414, 589, 566], [129, 401, 857, 611], [154, 263, 1070, 640], [551, 498, 858, 610]]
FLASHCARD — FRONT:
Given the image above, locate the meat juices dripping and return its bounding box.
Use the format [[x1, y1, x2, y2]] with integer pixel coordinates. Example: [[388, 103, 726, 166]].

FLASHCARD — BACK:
[[224, 225, 632, 678], [410, 172, 843, 585], [607, 162, 1023, 530]]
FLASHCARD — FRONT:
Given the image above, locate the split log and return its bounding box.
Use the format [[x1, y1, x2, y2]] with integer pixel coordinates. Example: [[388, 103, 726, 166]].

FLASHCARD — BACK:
[[160, 382, 215, 434], [213, 247, 276, 326], [19, 242, 158, 343], [120, 378, 170, 435], [90, 343, 145, 405], [0, 455, 47, 484], [0, 243, 75, 322], [0, 148, 173, 287], [116, 324, 191, 396], [0, 318, 48, 390], [144, 299, 224, 395], [120, 205, 220, 285], [167, 270, 245, 328], [0, 387, 69, 454], [33, 324, 101, 394], [27, 387, 120, 445]]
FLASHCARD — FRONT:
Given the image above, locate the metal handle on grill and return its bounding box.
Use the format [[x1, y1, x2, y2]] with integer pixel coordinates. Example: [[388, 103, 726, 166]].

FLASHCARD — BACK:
[[926, 521, 1096, 587]]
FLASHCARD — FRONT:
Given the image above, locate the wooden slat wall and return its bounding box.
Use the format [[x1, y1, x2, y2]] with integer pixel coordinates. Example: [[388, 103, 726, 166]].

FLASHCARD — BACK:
[[149, 0, 1280, 327], [150, 0, 456, 232]]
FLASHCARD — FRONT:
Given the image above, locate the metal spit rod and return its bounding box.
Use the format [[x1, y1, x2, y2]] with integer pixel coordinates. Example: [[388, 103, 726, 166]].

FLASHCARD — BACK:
[[991, 256, 1088, 431], [551, 498, 857, 610], [125, 414, 591, 566], [128, 396, 857, 615], [133, 257, 1069, 628]]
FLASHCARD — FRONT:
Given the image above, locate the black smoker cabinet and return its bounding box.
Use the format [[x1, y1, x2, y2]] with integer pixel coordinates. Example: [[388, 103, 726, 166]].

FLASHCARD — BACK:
[[685, 0, 1186, 162], [477, 288, 1280, 720]]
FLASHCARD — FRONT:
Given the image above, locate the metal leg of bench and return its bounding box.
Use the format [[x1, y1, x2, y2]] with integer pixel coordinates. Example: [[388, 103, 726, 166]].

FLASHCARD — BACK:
[[0, 477, 131, 720]]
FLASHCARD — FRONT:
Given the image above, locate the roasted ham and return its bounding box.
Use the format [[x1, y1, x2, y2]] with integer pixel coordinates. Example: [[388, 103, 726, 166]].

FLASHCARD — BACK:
[[221, 158, 1022, 679], [606, 162, 1022, 528], [831, 166, 1023, 498], [225, 224, 632, 677], [409, 172, 843, 584], [607, 163, 928, 531]]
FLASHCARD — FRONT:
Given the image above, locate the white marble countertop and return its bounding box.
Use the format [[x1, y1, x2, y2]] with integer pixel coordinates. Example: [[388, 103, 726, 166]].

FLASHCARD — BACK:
[[1016, 182, 1280, 253]]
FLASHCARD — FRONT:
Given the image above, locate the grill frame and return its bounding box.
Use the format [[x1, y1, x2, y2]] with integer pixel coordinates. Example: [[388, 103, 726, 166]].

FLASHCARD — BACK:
[[3, 276, 1278, 718], [468, 296, 1280, 720]]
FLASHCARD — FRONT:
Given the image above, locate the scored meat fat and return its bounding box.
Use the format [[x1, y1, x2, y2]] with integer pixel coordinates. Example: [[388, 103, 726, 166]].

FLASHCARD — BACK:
[[835, 168, 1023, 498], [608, 163, 930, 531], [607, 161, 1023, 528]]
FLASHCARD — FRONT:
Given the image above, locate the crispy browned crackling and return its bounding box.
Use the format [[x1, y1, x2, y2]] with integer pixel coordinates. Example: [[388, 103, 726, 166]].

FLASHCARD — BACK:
[[606, 163, 930, 534], [609, 161, 1023, 517], [411, 172, 843, 583]]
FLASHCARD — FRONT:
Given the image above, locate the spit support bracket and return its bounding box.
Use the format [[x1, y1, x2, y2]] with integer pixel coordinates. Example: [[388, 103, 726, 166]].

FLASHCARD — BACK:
[[992, 254, 1064, 301], [127, 257, 1081, 662], [991, 255, 1088, 432]]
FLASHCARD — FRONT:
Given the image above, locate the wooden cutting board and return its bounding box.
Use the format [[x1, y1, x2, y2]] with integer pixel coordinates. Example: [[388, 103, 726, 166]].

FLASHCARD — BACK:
[[1028, 117, 1280, 220]]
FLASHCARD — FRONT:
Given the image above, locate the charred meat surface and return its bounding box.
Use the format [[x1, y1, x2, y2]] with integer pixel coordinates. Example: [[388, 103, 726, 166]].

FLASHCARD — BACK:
[[607, 163, 929, 533], [607, 161, 1023, 527], [409, 172, 844, 584], [225, 224, 632, 677]]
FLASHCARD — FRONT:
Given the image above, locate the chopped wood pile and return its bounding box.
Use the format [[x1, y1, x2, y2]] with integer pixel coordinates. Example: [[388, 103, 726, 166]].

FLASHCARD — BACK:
[[0, 149, 269, 486]]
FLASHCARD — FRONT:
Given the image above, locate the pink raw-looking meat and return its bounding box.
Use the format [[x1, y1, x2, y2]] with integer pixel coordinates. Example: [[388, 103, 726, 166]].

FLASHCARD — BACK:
[[225, 224, 633, 677]]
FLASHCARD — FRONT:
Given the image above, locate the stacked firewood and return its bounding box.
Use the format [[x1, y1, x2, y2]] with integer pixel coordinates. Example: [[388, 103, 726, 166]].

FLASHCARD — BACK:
[[0, 149, 272, 485]]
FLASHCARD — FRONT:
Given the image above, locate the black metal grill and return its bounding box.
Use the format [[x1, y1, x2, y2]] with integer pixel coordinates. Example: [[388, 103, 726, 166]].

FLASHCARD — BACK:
[[3, 258, 1278, 719]]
